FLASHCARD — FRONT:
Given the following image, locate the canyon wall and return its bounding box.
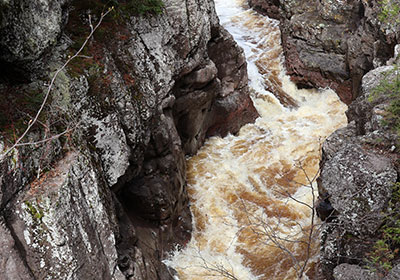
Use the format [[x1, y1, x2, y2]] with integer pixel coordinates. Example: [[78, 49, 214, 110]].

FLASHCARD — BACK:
[[249, 0, 399, 104], [249, 0, 400, 279], [0, 0, 257, 279]]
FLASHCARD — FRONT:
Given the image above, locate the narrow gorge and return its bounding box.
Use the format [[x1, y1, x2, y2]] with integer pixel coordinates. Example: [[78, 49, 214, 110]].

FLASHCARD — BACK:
[[1, 0, 400, 280], [167, 0, 347, 279]]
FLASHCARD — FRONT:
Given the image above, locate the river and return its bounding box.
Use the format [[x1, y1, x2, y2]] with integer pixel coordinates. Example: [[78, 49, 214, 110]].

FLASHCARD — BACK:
[[165, 0, 348, 279]]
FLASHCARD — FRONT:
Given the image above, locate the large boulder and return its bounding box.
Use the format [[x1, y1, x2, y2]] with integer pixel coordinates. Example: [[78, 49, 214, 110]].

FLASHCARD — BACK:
[[317, 53, 400, 279], [320, 139, 396, 235]]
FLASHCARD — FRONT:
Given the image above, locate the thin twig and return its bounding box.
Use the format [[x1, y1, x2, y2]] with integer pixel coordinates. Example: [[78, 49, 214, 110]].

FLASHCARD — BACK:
[[1, 7, 113, 157]]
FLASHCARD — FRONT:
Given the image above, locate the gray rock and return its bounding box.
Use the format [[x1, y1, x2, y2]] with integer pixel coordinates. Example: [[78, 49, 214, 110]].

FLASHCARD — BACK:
[[0, 0, 258, 279], [347, 64, 399, 143], [248, 0, 396, 104], [333, 264, 379, 280], [7, 151, 126, 280], [0, 0, 70, 79], [384, 264, 400, 280], [317, 40, 400, 280], [0, 216, 34, 280], [320, 142, 396, 235]]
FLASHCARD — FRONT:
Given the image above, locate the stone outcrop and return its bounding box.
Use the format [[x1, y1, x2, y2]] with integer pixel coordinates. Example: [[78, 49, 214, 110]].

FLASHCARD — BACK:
[[248, 0, 399, 104], [248, 1, 400, 278], [0, 0, 258, 279], [316, 54, 400, 279], [320, 138, 396, 235], [0, 0, 71, 81], [333, 263, 379, 280]]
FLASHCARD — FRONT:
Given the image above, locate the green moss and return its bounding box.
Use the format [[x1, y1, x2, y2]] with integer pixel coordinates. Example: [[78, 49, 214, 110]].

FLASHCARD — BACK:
[[378, 0, 400, 24], [24, 201, 44, 221], [107, 0, 164, 17], [369, 64, 400, 136], [129, 0, 165, 15]]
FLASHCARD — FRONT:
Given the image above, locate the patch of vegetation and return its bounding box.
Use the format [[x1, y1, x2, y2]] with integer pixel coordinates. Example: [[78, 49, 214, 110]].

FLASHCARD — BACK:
[[365, 182, 400, 276], [369, 64, 400, 136], [24, 201, 44, 221], [378, 0, 400, 24], [107, 0, 164, 17], [0, 86, 47, 144], [70, 0, 164, 22]]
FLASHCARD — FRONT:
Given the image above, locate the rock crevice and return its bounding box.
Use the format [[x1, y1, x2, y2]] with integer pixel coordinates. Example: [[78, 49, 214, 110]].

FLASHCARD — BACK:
[[0, 0, 258, 279]]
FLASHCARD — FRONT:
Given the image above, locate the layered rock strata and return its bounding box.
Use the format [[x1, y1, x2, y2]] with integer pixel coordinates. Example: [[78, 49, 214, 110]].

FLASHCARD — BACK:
[[0, 0, 258, 279]]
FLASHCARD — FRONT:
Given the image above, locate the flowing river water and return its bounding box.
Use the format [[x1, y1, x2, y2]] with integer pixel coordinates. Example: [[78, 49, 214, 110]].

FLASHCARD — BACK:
[[166, 0, 348, 279]]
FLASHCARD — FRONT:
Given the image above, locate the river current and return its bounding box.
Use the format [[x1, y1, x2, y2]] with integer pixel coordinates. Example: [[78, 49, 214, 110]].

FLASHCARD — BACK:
[[166, 0, 348, 279]]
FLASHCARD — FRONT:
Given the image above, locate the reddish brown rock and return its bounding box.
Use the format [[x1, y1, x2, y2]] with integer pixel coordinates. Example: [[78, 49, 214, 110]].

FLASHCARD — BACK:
[[172, 26, 258, 155], [249, 0, 397, 104]]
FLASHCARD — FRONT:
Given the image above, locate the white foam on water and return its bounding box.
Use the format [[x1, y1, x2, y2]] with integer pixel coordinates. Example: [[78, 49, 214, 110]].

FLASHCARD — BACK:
[[165, 1, 348, 279]]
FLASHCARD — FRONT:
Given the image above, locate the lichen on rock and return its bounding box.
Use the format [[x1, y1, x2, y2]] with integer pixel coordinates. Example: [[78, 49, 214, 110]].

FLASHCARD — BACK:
[[0, 0, 258, 279]]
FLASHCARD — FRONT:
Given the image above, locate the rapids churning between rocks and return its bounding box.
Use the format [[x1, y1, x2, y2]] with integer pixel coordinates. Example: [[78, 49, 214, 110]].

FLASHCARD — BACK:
[[166, 0, 348, 279]]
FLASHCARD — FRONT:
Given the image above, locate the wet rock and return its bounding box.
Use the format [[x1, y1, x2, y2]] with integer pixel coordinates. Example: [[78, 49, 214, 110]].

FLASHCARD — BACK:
[[173, 26, 258, 154], [248, 0, 281, 19], [182, 60, 218, 89], [207, 27, 258, 137]]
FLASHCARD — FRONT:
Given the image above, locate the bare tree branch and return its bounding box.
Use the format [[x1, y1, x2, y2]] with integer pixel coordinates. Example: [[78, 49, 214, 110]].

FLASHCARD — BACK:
[[1, 7, 113, 158]]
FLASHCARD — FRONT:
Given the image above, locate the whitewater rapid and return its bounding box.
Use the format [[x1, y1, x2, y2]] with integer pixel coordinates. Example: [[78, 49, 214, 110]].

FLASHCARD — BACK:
[[165, 0, 348, 279]]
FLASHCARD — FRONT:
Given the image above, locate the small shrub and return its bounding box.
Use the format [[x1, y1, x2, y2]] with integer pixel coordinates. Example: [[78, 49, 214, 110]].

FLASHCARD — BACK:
[[106, 0, 164, 17], [369, 64, 400, 136], [366, 183, 400, 275], [24, 201, 44, 221]]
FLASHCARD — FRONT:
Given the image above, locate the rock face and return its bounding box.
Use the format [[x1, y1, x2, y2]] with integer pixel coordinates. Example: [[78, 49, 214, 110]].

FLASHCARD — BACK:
[[0, 0, 71, 81], [248, 1, 400, 278], [316, 58, 400, 279], [333, 263, 379, 280], [320, 141, 396, 235], [248, 0, 399, 104], [0, 0, 258, 279]]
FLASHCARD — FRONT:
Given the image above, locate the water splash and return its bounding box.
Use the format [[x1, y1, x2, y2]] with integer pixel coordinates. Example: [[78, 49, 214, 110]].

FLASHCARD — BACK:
[[165, 1, 347, 279]]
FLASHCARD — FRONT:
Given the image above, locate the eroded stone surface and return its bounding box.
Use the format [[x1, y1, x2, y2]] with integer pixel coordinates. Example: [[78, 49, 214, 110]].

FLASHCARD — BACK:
[[317, 54, 400, 279], [0, 0, 258, 279], [0, 0, 71, 80], [333, 263, 379, 280], [249, 0, 398, 104], [320, 141, 396, 235]]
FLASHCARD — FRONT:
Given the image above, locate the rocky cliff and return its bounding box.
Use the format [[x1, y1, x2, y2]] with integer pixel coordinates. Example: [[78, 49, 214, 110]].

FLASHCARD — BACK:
[[249, 0, 399, 104], [249, 0, 400, 279], [316, 50, 400, 280], [0, 0, 258, 279]]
